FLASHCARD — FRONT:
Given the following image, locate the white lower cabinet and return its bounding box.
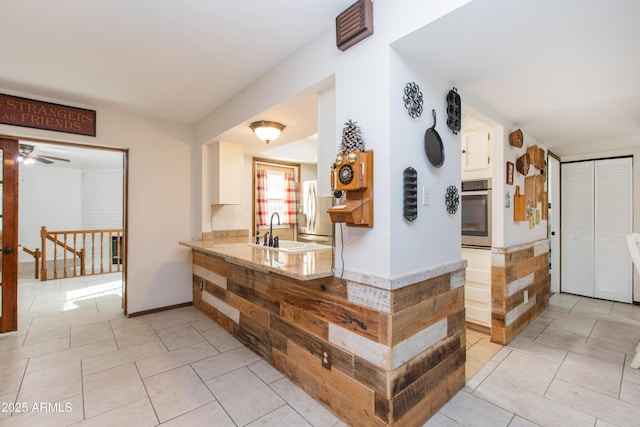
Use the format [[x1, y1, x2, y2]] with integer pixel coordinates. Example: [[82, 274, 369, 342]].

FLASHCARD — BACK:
[[462, 247, 491, 328]]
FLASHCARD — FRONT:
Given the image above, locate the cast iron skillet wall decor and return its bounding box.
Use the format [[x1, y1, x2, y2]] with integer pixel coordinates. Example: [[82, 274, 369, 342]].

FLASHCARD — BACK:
[[403, 82, 423, 118], [424, 109, 444, 167], [403, 167, 418, 222], [445, 185, 459, 214], [446, 87, 461, 134]]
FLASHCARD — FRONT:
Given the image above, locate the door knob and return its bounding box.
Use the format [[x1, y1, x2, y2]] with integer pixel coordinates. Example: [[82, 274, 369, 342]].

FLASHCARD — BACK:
[[3, 247, 13, 254]]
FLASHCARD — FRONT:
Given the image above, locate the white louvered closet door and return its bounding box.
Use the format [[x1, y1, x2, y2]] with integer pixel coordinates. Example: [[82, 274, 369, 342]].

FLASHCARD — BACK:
[[561, 161, 595, 297], [594, 158, 632, 303]]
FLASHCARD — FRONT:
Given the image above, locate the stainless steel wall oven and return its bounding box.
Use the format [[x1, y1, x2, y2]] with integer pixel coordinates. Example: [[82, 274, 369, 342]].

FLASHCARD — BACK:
[[461, 179, 492, 248]]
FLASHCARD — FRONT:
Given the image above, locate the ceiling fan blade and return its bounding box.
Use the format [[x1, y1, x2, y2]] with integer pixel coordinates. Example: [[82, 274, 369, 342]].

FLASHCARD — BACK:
[[33, 156, 54, 164], [37, 155, 71, 163]]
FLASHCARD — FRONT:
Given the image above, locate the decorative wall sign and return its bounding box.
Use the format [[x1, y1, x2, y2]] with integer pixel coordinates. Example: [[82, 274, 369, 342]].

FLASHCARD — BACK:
[[0, 93, 96, 137], [445, 185, 459, 214], [403, 82, 423, 118], [506, 161, 514, 185]]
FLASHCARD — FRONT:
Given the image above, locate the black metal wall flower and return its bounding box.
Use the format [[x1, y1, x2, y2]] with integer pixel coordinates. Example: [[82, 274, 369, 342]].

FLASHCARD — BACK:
[[445, 185, 459, 214], [403, 82, 423, 118]]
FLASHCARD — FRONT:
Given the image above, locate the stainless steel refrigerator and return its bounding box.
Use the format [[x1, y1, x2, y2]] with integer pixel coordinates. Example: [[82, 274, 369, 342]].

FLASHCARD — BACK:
[[298, 180, 334, 245]]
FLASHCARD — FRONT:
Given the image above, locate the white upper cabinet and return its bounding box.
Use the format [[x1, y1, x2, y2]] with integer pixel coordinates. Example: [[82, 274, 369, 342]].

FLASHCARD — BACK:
[[211, 141, 243, 205], [461, 130, 491, 172]]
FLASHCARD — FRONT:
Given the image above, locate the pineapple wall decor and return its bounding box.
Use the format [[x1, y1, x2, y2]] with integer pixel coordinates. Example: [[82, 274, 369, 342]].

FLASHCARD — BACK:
[[340, 119, 366, 154]]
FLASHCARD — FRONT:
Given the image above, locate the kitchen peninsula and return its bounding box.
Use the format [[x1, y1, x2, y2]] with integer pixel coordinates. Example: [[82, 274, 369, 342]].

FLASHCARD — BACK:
[[180, 238, 334, 280], [180, 237, 467, 426]]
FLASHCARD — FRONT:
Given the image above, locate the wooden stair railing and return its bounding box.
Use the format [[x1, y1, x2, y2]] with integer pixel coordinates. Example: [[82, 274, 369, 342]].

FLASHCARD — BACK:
[[40, 226, 124, 281], [20, 245, 41, 279]]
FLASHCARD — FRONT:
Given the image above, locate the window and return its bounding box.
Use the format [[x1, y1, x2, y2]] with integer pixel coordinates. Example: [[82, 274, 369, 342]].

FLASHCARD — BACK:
[[253, 159, 299, 229], [266, 170, 286, 220]]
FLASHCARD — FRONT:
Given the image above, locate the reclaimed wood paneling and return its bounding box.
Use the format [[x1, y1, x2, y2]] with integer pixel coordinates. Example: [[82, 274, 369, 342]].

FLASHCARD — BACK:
[[279, 301, 329, 340], [390, 287, 463, 346], [388, 334, 461, 397], [491, 240, 550, 345], [274, 343, 384, 427], [391, 274, 451, 313], [270, 314, 355, 376], [386, 365, 465, 427], [376, 348, 465, 423], [190, 249, 466, 426], [193, 251, 233, 277], [268, 279, 382, 343], [227, 280, 280, 314], [236, 313, 272, 361]]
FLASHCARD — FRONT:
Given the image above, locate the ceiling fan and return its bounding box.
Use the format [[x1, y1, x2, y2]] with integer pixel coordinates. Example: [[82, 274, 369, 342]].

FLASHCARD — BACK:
[[18, 144, 71, 165]]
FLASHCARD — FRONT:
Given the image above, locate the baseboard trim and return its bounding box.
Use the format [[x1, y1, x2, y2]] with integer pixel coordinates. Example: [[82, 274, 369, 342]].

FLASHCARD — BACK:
[[465, 321, 491, 335], [128, 301, 192, 318]]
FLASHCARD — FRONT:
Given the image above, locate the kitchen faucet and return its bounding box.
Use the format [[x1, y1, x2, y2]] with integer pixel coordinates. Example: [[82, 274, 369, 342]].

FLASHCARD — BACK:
[[269, 212, 281, 247]]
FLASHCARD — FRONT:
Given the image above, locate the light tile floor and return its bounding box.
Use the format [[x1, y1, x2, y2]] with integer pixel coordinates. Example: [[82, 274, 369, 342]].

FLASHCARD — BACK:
[[1, 273, 345, 426], [428, 293, 640, 427], [2, 275, 640, 426]]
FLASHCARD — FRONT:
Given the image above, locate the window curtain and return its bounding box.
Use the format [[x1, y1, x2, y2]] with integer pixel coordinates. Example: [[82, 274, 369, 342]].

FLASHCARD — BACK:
[[256, 169, 268, 226], [283, 172, 298, 224]]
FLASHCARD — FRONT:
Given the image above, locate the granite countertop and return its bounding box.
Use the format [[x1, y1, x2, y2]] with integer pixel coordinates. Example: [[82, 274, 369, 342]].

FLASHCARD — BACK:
[[180, 238, 334, 281]]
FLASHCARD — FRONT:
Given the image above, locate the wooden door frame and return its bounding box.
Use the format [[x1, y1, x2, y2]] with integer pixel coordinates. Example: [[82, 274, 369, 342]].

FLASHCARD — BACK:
[[547, 150, 561, 294], [0, 137, 19, 332], [0, 135, 129, 322]]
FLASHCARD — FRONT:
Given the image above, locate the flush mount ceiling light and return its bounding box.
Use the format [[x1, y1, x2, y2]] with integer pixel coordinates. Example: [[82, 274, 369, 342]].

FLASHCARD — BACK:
[[250, 121, 285, 144]]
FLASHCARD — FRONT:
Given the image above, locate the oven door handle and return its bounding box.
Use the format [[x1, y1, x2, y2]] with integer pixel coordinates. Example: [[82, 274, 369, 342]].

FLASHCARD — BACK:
[[461, 190, 490, 195]]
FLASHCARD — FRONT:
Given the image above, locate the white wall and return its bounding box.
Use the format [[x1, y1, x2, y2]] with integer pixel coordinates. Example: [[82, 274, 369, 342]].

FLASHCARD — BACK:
[[388, 50, 463, 277], [460, 101, 549, 249], [18, 165, 82, 263], [317, 85, 336, 197], [194, 0, 472, 280], [300, 163, 317, 183], [18, 166, 123, 268], [4, 0, 479, 314], [82, 169, 124, 229], [1, 100, 194, 314], [500, 128, 549, 248]]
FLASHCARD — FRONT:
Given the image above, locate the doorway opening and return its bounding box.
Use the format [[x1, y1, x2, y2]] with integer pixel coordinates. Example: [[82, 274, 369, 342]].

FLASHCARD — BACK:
[[15, 138, 128, 322]]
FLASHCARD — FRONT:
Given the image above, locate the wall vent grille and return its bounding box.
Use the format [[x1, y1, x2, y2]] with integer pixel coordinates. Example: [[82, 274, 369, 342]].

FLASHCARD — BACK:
[[336, 0, 373, 51]]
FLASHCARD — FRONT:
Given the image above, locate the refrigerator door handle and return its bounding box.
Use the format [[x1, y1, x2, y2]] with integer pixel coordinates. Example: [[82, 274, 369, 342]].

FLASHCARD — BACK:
[[311, 186, 317, 230], [306, 183, 316, 232]]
